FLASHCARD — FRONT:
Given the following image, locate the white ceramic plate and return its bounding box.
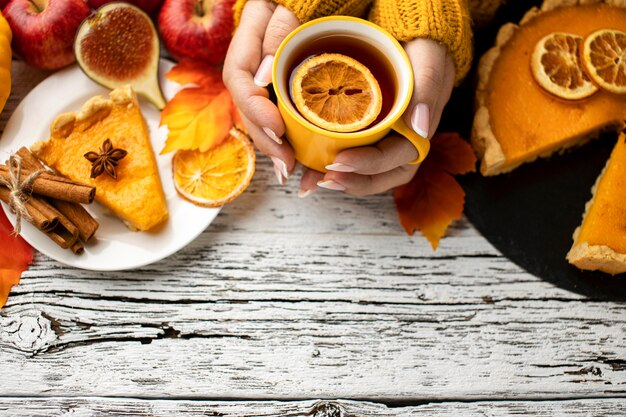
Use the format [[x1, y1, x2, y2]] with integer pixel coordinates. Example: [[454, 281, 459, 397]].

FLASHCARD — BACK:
[[0, 60, 221, 271]]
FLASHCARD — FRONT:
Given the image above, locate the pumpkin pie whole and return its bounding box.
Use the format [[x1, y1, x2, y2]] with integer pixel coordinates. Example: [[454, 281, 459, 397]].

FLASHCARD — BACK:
[[472, 0, 626, 176], [32, 86, 168, 231], [567, 132, 626, 275]]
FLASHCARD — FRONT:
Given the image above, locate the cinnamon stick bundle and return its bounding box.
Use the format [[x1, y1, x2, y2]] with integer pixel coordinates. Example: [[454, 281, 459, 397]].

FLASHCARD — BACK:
[[0, 165, 95, 204], [50, 200, 98, 242], [0, 186, 58, 232], [45, 210, 79, 249], [0, 147, 100, 254], [14, 148, 44, 172], [70, 241, 84, 255], [15, 147, 99, 243], [0, 185, 79, 248]]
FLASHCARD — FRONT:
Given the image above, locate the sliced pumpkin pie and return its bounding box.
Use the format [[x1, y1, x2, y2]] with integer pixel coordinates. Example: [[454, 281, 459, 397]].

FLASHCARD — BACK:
[[567, 132, 626, 275], [472, 0, 626, 176], [32, 86, 168, 231]]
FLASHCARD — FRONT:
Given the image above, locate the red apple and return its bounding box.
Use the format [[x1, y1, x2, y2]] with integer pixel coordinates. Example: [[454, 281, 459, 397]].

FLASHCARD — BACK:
[[3, 0, 91, 70], [158, 0, 235, 64], [0, 0, 10, 10], [87, 0, 163, 15]]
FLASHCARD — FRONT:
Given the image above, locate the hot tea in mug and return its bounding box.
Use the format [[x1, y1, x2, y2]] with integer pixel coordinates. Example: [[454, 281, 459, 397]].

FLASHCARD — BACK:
[[285, 34, 398, 131], [273, 16, 430, 172]]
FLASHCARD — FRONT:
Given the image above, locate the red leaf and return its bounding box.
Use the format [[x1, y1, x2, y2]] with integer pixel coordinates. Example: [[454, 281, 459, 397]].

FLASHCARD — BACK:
[[0, 209, 33, 308], [165, 60, 224, 91], [394, 132, 477, 249], [425, 132, 477, 175]]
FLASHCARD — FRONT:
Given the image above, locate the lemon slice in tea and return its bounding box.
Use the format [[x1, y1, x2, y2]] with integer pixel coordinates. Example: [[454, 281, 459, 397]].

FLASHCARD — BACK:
[[291, 53, 383, 133]]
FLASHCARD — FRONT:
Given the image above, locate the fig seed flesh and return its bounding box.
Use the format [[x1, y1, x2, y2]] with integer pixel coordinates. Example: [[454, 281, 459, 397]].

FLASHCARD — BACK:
[[80, 8, 154, 82]]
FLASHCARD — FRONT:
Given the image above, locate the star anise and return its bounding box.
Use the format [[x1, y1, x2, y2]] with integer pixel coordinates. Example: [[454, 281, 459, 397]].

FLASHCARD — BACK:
[[84, 139, 128, 179]]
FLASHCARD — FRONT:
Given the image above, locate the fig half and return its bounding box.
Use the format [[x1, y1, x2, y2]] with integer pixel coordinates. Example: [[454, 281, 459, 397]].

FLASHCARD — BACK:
[[75, 2, 166, 109]]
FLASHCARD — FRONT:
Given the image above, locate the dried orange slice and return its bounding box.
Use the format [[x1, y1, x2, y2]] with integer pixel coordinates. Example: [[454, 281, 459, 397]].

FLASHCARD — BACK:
[[582, 29, 626, 94], [172, 129, 255, 207], [291, 53, 382, 132], [531, 32, 598, 100]]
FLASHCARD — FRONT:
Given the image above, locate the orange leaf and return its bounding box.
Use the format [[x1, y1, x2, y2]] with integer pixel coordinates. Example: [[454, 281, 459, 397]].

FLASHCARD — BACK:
[[0, 209, 33, 308], [394, 132, 477, 250], [161, 85, 234, 154], [160, 61, 238, 154]]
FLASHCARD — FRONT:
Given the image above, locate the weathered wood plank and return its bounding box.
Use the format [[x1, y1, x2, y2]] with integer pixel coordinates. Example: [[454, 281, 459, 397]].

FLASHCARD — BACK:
[[1, 398, 626, 416], [1, 292, 625, 399], [16, 228, 565, 304], [2, 59, 625, 403], [7, 160, 584, 306], [7, 181, 621, 399]]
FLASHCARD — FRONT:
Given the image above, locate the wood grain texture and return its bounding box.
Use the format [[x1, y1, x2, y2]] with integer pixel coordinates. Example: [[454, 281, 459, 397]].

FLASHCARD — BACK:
[[1, 62, 625, 404], [1, 398, 626, 417]]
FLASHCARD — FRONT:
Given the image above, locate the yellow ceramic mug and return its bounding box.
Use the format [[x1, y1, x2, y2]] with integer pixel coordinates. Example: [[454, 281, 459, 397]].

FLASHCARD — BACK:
[[272, 16, 429, 173]]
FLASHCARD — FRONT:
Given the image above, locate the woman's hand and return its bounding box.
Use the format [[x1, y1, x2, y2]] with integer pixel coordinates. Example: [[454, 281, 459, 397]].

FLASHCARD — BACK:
[[299, 38, 456, 197], [223, 0, 299, 186]]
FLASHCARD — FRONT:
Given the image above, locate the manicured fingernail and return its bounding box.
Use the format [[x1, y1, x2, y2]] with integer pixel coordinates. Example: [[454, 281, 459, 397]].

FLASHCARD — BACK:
[[411, 103, 430, 139], [317, 180, 346, 191], [271, 156, 289, 178], [254, 55, 274, 87], [263, 127, 283, 145], [325, 163, 356, 173], [271, 156, 288, 185], [273, 164, 286, 185], [298, 189, 314, 198]]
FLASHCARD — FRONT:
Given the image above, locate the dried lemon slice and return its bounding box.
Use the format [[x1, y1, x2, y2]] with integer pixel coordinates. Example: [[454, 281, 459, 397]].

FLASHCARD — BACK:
[[531, 32, 598, 100], [291, 53, 382, 132], [172, 129, 255, 207], [582, 29, 626, 95]]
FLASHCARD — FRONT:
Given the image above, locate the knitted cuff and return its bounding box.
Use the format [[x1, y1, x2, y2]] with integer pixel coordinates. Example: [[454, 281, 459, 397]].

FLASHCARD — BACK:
[[368, 0, 473, 83], [233, 0, 373, 27]]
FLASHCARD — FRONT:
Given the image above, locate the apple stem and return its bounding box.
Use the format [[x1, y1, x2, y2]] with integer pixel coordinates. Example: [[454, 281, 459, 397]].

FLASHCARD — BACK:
[[26, 0, 46, 13], [194, 0, 205, 17]]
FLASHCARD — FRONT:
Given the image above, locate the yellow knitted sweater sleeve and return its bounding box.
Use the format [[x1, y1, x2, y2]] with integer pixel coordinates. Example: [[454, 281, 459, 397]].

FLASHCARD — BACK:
[[232, 0, 373, 26], [233, 0, 483, 83], [369, 0, 473, 83]]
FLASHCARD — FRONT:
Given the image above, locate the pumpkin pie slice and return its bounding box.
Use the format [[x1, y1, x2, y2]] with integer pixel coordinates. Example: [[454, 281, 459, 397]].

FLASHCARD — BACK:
[[32, 86, 168, 231], [567, 132, 626, 275], [472, 0, 626, 176]]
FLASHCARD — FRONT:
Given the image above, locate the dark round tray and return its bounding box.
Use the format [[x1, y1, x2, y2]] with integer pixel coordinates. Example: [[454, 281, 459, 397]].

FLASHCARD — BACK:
[[439, 0, 626, 301]]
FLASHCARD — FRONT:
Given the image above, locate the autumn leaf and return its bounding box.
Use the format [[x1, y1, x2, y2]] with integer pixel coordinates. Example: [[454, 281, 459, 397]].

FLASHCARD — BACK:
[[0, 209, 33, 308], [426, 131, 477, 175], [394, 132, 477, 250], [160, 61, 240, 154], [165, 60, 224, 92]]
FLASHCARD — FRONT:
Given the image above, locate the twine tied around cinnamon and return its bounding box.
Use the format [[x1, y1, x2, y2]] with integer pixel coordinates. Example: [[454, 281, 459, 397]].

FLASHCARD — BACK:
[[0, 154, 44, 235]]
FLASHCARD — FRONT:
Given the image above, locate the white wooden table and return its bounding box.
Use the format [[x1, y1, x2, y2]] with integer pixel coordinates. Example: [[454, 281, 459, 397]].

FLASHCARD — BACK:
[[1, 62, 625, 416]]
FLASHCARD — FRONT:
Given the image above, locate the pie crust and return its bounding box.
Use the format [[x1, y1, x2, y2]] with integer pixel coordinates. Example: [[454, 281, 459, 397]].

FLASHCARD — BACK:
[[567, 132, 626, 275]]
